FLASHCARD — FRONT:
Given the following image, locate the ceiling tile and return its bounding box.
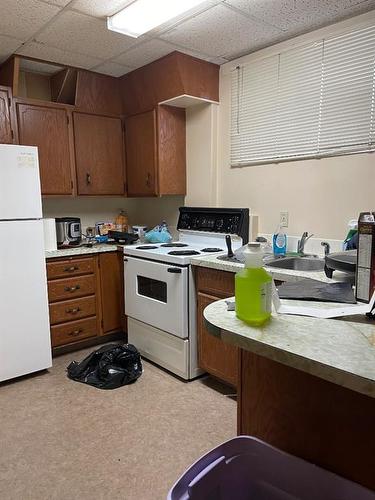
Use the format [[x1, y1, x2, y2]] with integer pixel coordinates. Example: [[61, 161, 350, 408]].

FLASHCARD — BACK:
[[91, 60, 132, 77], [72, 0, 134, 18], [0, 0, 60, 41], [224, 0, 375, 32], [114, 39, 178, 69], [16, 41, 103, 69], [35, 10, 137, 59], [0, 35, 23, 63], [37, 0, 73, 6], [208, 55, 229, 64], [160, 4, 283, 59]]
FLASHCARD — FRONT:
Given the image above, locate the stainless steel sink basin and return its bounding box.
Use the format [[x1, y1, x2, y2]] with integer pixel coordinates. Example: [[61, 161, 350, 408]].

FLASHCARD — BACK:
[[265, 256, 325, 272]]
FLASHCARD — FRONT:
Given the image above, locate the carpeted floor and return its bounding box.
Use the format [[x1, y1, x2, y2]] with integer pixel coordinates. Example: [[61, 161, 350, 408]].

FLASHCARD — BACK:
[[0, 346, 236, 500]]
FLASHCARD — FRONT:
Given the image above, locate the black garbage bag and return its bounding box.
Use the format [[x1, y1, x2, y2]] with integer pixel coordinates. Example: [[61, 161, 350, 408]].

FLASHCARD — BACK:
[[67, 343, 143, 390]]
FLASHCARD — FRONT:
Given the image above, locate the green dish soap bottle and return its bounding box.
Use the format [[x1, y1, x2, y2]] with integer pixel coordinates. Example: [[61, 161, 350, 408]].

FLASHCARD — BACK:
[[235, 242, 272, 326]]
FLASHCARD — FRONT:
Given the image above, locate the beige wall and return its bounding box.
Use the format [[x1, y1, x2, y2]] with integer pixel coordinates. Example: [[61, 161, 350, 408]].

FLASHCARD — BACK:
[[42, 196, 184, 237], [185, 103, 218, 207], [212, 11, 375, 240]]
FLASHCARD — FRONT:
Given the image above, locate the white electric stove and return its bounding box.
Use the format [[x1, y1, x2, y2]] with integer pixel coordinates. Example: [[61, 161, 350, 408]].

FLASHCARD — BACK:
[[123, 207, 249, 380]]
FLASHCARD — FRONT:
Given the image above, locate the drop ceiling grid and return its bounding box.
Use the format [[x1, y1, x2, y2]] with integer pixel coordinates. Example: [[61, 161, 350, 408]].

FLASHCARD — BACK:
[[0, 0, 373, 75]]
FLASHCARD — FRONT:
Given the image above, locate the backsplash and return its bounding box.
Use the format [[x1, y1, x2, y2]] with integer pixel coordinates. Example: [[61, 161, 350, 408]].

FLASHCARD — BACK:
[[259, 234, 344, 256], [42, 196, 184, 238]]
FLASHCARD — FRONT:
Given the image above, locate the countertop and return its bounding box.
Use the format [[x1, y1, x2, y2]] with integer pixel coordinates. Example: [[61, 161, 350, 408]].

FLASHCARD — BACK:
[[204, 298, 375, 398], [45, 243, 120, 259], [191, 253, 350, 283]]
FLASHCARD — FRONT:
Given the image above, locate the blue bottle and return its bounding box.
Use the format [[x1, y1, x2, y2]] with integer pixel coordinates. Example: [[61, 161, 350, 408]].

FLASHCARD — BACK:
[[273, 226, 287, 255]]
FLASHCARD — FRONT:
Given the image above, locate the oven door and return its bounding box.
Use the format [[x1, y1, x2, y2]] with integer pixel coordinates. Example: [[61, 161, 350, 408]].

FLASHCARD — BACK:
[[124, 256, 189, 339]]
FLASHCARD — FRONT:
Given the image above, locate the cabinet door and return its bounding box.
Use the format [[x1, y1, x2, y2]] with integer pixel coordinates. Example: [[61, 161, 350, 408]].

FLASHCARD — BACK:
[[16, 103, 73, 195], [0, 88, 13, 144], [158, 105, 186, 195], [125, 110, 157, 196], [99, 252, 124, 334], [73, 112, 125, 195], [197, 292, 238, 387]]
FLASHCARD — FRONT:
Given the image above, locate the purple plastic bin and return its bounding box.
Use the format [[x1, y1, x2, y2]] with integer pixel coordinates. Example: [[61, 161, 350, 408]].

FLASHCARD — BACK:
[[168, 436, 375, 500]]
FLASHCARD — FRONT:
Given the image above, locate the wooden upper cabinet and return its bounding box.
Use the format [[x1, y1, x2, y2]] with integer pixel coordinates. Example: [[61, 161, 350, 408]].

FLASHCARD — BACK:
[[0, 87, 14, 144], [120, 51, 219, 116], [73, 112, 125, 195], [158, 105, 186, 195], [16, 102, 73, 195], [75, 70, 122, 116], [125, 109, 157, 197], [125, 105, 186, 197]]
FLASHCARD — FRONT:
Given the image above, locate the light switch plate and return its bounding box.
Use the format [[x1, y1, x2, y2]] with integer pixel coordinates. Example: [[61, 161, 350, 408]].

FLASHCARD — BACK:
[[280, 211, 289, 227]]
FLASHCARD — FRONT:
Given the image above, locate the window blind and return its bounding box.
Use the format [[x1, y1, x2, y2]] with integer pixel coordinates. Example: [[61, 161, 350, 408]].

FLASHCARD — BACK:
[[230, 24, 375, 166], [320, 25, 375, 154]]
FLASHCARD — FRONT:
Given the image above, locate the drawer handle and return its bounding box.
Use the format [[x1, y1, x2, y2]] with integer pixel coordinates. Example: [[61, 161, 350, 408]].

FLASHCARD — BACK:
[[64, 266, 79, 272], [66, 307, 81, 314], [86, 172, 91, 185], [64, 285, 81, 292], [68, 329, 83, 337]]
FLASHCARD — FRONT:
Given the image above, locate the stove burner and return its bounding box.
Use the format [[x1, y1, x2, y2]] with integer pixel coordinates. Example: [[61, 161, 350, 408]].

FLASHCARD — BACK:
[[160, 243, 189, 248], [136, 245, 159, 250], [200, 247, 224, 253], [168, 250, 201, 256]]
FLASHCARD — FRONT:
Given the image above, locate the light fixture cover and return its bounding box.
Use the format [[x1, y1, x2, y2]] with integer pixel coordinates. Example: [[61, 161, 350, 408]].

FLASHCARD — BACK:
[[107, 0, 206, 38]]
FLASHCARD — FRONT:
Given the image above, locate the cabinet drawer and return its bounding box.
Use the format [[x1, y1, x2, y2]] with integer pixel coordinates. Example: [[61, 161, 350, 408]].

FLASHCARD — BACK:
[[49, 296, 96, 325], [196, 267, 235, 297], [48, 275, 95, 302], [51, 317, 97, 347], [47, 257, 95, 280]]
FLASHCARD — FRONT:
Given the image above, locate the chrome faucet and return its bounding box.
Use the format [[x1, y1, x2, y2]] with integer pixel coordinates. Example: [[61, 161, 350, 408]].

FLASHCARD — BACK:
[[297, 232, 314, 255], [321, 241, 331, 257]]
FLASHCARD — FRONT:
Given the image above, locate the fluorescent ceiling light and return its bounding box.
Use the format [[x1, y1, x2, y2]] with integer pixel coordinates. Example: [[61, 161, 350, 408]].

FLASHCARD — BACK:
[[107, 0, 206, 38]]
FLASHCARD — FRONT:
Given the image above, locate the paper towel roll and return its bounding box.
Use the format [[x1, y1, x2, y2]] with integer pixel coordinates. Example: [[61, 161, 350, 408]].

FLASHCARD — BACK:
[[43, 218, 57, 251]]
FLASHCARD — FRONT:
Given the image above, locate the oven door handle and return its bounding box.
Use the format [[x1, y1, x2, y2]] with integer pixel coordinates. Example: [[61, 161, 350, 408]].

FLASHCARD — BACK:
[[167, 267, 182, 274]]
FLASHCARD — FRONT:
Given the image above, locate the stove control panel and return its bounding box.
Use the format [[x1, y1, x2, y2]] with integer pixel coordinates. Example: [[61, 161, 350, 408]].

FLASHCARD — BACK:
[[177, 207, 249, 243]]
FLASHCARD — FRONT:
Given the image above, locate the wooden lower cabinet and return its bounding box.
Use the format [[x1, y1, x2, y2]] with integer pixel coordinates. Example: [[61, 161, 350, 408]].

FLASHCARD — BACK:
[[238, 350, 375, 490], [195, 267, 238, 387], [99, 252, 124, 334], [47, 252, 125, 351], [198, 292, 238, 387]]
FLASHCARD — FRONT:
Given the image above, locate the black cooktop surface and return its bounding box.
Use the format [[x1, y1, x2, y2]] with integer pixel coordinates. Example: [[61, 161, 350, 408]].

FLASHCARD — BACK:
[[200, 247, 223, 253], [160, 243, 189, 248], [168, 250, 201, 256], [136, 245, 159, 250]]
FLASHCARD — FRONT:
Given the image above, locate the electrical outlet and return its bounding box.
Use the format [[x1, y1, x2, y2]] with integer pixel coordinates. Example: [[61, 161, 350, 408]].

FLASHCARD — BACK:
[[280, 211, 289, 227]]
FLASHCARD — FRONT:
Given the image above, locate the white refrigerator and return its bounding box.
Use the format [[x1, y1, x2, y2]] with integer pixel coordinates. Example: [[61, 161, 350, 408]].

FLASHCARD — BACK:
[[0, 144, 52, 382]]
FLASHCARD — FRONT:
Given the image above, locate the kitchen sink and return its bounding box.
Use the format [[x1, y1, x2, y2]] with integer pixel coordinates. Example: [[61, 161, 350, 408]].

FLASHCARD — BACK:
[[265, 256, 325, 272]]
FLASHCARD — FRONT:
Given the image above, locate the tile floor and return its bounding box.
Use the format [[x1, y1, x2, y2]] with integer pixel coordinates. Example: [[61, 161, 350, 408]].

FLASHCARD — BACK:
[[0, 346, 236, 500]]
